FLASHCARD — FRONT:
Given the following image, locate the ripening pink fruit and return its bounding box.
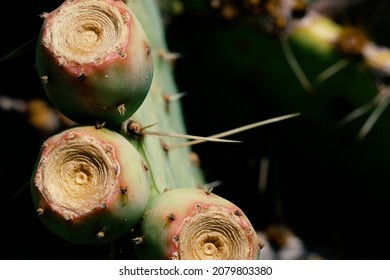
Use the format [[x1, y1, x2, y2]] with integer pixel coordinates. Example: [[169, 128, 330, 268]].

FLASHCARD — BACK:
[[36, 0, 153, 125], [31, 126, 150, 244], [134, 188, 262, 259]]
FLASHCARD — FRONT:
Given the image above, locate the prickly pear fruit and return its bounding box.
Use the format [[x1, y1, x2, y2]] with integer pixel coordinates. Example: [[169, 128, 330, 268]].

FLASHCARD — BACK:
[[36, 0, 153, 125], [31, 126, 150, 244], [134, 188, 262, 260]]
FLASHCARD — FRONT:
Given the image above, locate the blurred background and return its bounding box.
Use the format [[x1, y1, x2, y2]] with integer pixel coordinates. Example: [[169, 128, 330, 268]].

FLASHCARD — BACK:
[[1, 0, 390, 259]]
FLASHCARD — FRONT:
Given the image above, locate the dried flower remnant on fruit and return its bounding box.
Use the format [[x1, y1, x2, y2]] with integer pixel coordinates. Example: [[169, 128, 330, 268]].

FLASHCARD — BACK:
[[177, 208, 252, 259], [33, 132, 120, 219]]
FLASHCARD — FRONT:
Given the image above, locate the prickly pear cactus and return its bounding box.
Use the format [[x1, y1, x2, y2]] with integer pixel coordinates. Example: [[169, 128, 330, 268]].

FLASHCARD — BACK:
[[30, 0, 264, 259]]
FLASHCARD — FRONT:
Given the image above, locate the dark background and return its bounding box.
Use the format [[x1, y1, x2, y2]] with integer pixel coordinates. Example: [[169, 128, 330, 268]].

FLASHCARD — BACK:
[[2, 0, 390, 259]]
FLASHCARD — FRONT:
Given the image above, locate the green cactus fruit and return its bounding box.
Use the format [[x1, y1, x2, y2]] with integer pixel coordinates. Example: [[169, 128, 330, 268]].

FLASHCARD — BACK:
[[35, 0, 153, 126], [31, 125, 150, 244], [134, 188, 262, 260]]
